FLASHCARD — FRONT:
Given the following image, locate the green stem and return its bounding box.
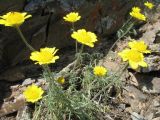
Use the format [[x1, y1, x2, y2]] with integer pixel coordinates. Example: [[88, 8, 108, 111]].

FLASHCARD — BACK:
[[73, 44, 84, 71], [42, 65, 74, 118], [106, 17, 133, 57], [16, 26, 35, 51], [72, 23, 78, 53], [92, 63, 128, 101]]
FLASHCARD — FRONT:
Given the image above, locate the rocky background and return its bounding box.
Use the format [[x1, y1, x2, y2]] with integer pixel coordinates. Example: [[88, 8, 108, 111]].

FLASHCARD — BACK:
[[0, 0, 138, 80], [1, 0, 160, 120]]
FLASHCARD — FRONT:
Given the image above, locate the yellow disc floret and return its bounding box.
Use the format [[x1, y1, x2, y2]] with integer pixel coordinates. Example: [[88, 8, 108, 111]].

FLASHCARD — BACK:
[[23, 84, 44, 103], [93, 66, 107, 77]]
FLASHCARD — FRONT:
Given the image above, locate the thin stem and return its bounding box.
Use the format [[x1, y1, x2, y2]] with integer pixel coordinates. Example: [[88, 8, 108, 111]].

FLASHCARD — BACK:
[[77, 44, 84, 64], [72, 23, 78, 53], [106, 17, 133, 57], [92, 63, 128, 101], [100, 18, 134, 72], [16, 26, 35, 51], [72, 44, 84, 71]]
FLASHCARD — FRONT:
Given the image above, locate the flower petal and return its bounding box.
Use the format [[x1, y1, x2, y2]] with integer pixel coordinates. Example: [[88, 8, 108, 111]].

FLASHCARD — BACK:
[[129, 61, 139, 69]]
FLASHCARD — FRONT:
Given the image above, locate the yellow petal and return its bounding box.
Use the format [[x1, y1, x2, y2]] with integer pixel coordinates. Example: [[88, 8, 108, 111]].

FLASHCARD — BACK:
[[0, 20, 6, 25], [24, 15, 32, 19], [129, 61, 139, 69], [144, 50, 151, 54], [139, 61, 148, 67]]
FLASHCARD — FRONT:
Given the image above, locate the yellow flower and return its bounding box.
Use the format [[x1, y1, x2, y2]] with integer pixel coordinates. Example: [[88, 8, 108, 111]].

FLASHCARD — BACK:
[[93, 66, 107, 77], [71, 29, 98, 47], [118, 49, 147, 69], [23, 84, 44, 103], [57, 76, 65, 84], [63, 12, 81, 23], [128, 40, 151, 53], [130, 7, 146, 21], [144, 1, 154, 9], [30, 47, 59, 65], [132, 7, 141, 13], [0, 12, 32, 27]]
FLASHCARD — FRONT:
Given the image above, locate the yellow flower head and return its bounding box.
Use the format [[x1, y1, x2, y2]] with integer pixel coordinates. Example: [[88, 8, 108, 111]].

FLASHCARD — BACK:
[[132, 7, 141, 13], [23, 84, 44, 103], [71, 29, 98, 47], [130, 7, 146, 21], [118, 49, 147, 69], [93, 66, 107, 77], [0, 12, 32, 27], [144, 1, 154, 9], [128, 40, 151, 53], [30, 47, 59, 65], [57, 76, 65, 84], [63, 12, 81, 23]]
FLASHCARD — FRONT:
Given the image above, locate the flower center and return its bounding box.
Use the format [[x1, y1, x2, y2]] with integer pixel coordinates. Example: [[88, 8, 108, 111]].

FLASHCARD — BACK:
[[31, 91, 39, 99], [39, 51, 53, 62], [128, 51, 142, 62], [7, 12, 24, 25], [82, 32, 92, 43], [137, 44, 146, 51]]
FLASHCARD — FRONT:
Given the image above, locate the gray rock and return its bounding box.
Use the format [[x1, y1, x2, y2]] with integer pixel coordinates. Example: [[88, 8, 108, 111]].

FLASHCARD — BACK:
[[0, 0, 139, 81], [22, 78, 35, 86], [131, 74, 160, 94], [131, 112, 145, 120], [144, 96, 160, 120], [141, 55, 160, 73], [140, 44, 160, 73], [123, 86, 148, 113]]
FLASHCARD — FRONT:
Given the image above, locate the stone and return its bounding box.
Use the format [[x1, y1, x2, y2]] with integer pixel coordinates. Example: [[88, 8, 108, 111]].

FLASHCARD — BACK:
[[22, 78, 35, 86], [131, 112, 145, 120], [123, 86, 148, 113], [133, 74, 160, 94], [141, 55, 160, 73], [0, 0, 139, 81], [143, 96, 160, 120], [0, 0, 25, 13]]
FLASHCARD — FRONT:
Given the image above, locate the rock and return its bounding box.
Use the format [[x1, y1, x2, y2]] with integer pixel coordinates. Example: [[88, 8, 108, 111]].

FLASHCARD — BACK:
[[128, 72, 139, 87], [99, 51, 121, 72], [123, 86, 147, 113], [139, 12, 160, 44], [148, 44, 160, 53], [131, 73, 160, 94], [0, 77, 47, 117], [0, 67, 25, 82], [0, 0, 25, 13], [0, 0, 139, 81], [141, 55, 160, 73], [22, 78, 35, 86], [0, 95, 26, 117], [24, 0, 54, 13], [154, 32, 160, 43], [139, 43, 160, 73], [153, 98, 160, 107], [0, 64, 40, 82], [131, 112, 145, 120], [144, 96, 160, 120], [16, 106, 32, 120], [152, 117, 160, 120]]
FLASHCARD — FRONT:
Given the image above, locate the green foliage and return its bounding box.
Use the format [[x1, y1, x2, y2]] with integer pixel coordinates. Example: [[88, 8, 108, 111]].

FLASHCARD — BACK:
[[32, 53, 127, 120]]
